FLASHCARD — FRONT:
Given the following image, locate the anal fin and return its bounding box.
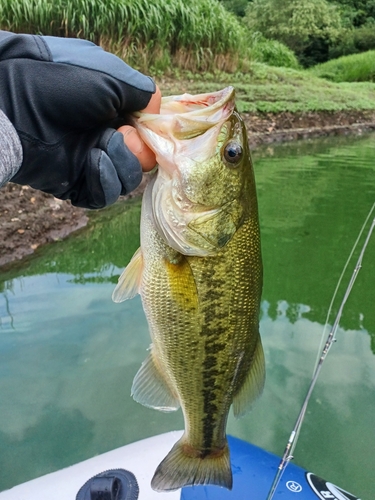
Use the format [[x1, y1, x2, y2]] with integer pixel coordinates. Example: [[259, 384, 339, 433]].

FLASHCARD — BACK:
[[132, 351, 180, 412], [232, 339, 266, 418]]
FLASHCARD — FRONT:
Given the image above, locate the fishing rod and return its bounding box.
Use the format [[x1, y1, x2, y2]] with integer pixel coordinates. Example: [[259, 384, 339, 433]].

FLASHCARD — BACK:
[[266, 204, 375, 500]]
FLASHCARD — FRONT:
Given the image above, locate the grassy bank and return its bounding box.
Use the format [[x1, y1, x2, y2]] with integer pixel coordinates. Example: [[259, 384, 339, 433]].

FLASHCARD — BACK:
[[309, 50, 375, 83], [158, 64, 375, 114]]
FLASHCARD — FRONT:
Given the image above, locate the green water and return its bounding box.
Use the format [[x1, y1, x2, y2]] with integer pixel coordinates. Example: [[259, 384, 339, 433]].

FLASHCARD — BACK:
[[0, 134, 375, 498]]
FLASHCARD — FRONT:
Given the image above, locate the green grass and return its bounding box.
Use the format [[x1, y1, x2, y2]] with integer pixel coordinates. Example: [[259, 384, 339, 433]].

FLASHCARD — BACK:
[[309, 51, 375, 83], [158, 64, 375, 113]]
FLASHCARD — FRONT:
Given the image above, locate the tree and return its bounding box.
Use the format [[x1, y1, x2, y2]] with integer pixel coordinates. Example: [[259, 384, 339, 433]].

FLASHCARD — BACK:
[[329, 0, 375, 27], [245, 0, 343, 65], [219, 0, 252, 17]]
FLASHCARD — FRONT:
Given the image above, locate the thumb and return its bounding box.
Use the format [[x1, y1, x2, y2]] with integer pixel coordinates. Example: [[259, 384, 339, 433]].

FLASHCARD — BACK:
[[118, 125, 156, 172]]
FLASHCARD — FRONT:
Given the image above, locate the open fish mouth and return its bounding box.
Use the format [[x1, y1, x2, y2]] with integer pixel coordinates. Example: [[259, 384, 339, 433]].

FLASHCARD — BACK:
[[134, 86, 236, 141], [158, 85, 235, 117], [137, 85, 235, 117], [132, 87, 237, 179]]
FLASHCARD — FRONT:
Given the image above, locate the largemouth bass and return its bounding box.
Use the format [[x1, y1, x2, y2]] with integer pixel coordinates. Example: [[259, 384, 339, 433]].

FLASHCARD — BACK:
[[113, 87, 265, 491]]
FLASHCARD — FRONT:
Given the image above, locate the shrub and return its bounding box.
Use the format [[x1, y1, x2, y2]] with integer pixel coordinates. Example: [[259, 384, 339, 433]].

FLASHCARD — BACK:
[[250, 34, 300, 69]]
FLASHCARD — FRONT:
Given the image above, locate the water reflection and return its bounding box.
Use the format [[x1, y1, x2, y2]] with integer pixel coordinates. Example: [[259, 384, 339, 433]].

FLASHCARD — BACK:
[[0, 133, 375, 498]]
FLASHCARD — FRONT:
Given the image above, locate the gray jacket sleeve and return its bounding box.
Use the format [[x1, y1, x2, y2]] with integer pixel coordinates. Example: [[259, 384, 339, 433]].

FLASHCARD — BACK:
[[0, 109, 23, 187]]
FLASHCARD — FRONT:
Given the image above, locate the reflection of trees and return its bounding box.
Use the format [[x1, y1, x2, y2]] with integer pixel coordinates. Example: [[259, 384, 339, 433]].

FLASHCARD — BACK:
[[0, 198, 142, 285], [68, 275, 119, 285], [0, 280, 15, 330], [262, 298, 375, 353], [0, 291, 14, 330]]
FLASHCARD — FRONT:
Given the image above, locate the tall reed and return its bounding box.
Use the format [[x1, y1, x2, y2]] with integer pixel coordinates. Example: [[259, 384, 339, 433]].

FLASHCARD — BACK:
[[0, 0, 250, 72]]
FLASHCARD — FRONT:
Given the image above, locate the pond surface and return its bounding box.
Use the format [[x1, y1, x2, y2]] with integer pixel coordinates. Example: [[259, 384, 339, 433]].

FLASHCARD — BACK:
[[1, 134, 375, 499]]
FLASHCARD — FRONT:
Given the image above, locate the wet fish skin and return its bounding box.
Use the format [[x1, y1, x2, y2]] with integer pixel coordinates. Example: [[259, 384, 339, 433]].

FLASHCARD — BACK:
[[113, 88, 265, 491]]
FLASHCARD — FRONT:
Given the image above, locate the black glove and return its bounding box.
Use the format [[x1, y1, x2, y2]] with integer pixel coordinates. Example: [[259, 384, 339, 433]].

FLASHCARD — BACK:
[[0, 31, 155, 208]]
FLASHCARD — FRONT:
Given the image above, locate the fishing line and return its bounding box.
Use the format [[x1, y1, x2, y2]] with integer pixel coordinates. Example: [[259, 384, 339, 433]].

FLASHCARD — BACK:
[[266, 203, 375, 500], [314, 201, 375, 370]]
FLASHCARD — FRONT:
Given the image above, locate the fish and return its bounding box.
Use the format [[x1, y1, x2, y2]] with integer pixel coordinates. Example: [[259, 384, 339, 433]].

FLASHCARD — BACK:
[[112, 86, 265, 492]]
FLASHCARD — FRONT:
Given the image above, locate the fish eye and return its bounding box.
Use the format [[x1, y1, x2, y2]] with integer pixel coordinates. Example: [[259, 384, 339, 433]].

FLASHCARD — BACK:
[[223, 141, 243, 166]]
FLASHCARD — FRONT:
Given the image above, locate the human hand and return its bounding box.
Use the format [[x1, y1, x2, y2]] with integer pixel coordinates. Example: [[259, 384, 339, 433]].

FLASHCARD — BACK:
[[0, 31, 160, 209], [118, 85, 162, 173]]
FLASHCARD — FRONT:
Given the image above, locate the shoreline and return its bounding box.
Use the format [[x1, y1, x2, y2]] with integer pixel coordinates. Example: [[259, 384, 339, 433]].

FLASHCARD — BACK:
[[248, 121, 375, 148], [1, 111, 375, 269]]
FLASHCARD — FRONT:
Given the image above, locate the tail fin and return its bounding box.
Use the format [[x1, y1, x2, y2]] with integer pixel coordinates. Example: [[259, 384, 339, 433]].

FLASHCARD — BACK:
[[151, 436, 232, 492]]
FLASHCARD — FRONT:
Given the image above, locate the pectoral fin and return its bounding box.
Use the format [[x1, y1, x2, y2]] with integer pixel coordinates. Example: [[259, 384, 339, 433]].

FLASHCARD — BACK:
[[232, 340, 265, 418], [112, 248, 143, 303], [132, 350, 180, 412]]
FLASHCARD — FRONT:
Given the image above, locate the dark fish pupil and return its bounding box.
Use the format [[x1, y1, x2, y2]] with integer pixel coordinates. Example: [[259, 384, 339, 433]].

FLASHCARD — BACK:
[[224, 142, 242, 165]]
